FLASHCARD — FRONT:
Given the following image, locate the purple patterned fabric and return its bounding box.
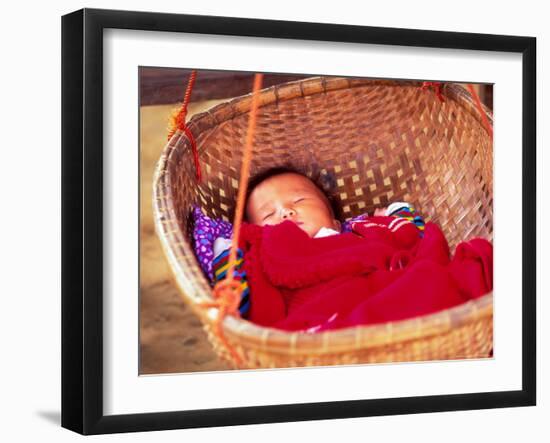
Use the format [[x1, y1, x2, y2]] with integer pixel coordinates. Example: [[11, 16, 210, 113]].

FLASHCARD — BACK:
[[192, 206, 233, 282], [341, 212, 370, 232]]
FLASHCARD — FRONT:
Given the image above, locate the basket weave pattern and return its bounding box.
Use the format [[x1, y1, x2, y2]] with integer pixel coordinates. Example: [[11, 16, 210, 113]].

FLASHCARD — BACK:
[[153, 77, 493, 369]]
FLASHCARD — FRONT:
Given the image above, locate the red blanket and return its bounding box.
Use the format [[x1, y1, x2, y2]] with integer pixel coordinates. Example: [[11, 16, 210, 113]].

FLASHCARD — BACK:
[[237, 217, 492, 331]]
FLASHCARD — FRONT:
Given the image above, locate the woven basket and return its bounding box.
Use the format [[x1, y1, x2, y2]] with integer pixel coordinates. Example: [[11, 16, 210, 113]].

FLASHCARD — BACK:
[[153, 77, 493, 369]]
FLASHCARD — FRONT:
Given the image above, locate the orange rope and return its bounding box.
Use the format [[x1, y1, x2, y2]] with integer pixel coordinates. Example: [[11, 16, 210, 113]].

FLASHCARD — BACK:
[[168, 70, 197, 140], [466, 84, 493, 140], [168, 70, 202, 181], [201, 74, 264, 367], [228, 73, 264, 278]]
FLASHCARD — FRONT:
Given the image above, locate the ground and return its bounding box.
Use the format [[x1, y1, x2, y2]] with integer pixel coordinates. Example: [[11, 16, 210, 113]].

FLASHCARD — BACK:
[[139, 101, 231, 374]]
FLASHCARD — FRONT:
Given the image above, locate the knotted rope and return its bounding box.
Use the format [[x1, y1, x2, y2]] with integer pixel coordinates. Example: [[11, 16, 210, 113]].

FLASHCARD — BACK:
[[168, 70, 201, 181], [421, 81, 445, 102]]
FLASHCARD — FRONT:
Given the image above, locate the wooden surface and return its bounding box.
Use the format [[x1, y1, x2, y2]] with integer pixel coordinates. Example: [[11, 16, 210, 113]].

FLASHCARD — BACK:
[[139, 68, 307, 105], [139, 101, 231, 374], [139, 67, 493, 110]]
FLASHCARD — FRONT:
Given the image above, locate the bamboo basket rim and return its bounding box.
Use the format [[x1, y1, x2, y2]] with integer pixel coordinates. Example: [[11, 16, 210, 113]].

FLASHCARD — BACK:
[[152, 76, 493, 357], [183, 77, 493, 157]]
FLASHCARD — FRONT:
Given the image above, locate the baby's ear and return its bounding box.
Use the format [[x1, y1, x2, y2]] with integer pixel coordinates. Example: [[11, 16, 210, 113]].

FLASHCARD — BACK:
[[333, 219, 342, 232]]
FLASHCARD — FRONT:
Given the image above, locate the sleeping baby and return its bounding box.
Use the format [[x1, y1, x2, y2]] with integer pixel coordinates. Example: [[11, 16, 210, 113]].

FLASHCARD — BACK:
[[211, 166, 492, 332]]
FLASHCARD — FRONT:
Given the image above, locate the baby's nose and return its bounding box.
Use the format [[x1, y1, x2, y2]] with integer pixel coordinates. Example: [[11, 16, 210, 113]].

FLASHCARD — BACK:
[[281, 207, 296, 219]]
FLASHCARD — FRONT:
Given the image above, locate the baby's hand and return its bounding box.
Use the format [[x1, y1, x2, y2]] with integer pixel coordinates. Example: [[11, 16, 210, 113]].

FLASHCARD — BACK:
[[373, 207, 387, 216]]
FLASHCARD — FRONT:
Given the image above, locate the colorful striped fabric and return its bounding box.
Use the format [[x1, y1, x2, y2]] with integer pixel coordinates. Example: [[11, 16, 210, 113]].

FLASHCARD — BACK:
[[387, 204, 425, 237], [212, 248, 250, 317]]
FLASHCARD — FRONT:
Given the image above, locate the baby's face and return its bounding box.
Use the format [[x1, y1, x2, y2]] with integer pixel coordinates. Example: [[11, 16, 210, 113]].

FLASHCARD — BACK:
[[246, 172, 339, 237]]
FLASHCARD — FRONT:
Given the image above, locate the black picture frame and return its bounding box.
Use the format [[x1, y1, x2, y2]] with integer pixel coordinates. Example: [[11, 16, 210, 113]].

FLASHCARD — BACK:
[[61, 8, 536, 435]]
